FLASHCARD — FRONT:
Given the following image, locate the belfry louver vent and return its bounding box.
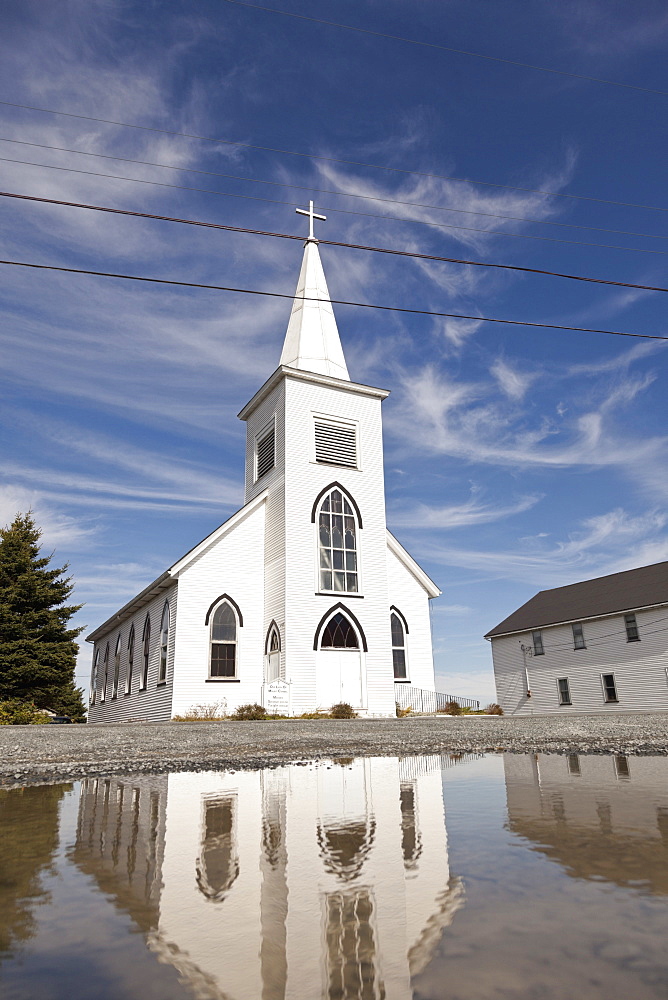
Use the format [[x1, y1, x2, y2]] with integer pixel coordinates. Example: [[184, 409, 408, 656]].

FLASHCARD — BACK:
[[314, 420, 357, 468], [256, 425, 275, 480]]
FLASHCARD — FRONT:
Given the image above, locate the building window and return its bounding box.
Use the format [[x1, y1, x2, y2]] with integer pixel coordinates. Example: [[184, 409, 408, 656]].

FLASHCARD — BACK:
[[265, 623, 281, 682], [158, 602, 169, 684], [572, 623, 586, 650], [532, 630, 544, 656], [255, 422, 275, 481], [391, 612, 407, 680], [126, 625, 135, 695], [317, 487, 358, 593], [112, 635, 121, 699], [196, 794, 239, 902], [90, 650, 99, 705], [314, 418, 357, 468], [601, 673, 618, 703], [624, 613, 640, 642], [557, 677, 572, 706], [140, 616, 150, 690], [210, 601, 238, 677], [320, 612, 359, 649], [101, 643, 109, 702]]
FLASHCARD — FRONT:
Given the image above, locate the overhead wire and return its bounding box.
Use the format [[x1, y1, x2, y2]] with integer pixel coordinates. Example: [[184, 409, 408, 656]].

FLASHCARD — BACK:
[[3, 159, 668, 258], [2, 99, 668, 214], [5, 189, 668, 293], [2, 257, 667, 341], [219, 0, 668, 99], [3, 135, 668, 243], [523, 612, 668, 652]]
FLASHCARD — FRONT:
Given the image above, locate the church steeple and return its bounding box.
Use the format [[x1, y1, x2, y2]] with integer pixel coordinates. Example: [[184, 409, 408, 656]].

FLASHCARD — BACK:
[[279, 203, 350, 382]]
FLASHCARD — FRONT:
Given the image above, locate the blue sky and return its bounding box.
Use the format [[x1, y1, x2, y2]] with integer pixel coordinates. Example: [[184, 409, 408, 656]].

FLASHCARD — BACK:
[[1, 0, 667, 704]]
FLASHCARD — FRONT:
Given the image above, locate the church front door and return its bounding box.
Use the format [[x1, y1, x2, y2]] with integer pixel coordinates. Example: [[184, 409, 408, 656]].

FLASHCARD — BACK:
[[316, 650, 364, 710]]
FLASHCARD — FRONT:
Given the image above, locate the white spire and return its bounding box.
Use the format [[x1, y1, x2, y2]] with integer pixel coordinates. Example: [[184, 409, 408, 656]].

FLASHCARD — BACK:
[[279, 204, 350, 381]]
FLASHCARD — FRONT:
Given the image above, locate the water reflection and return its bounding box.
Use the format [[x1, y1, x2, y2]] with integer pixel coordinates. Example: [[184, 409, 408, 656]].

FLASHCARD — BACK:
[[0, 784, 70, 962], [71, 756, 466, 1000], [504, 754, 668, 895]]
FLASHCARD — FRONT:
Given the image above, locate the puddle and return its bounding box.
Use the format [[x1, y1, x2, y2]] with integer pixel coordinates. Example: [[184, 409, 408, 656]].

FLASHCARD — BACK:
[[1, 753, 668, 999]]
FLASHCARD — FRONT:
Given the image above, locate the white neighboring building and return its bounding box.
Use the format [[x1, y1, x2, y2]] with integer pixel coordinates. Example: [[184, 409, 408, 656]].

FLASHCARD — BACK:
[[86, 211, 440, 721], [486, 561, 668, 715]]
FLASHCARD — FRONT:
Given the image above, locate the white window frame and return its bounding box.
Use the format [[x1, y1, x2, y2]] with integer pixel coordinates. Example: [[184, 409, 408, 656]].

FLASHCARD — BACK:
[[532, 630, 544, 656], [572, 622, 586, 650], [101, 643, 109, 703], [311, 411, 360, 470], [391, 611, 409, 682], [125, 625, 135, 695], [556, 677, 572, 706], [209, 600, 239, 680], [601, 672, 619, 703], [314, 486, 363, 597], [90, 650, 99, 705], [112, 634, 121, 699], [254, 415, 276, 483], [158, 601, 170, 685], [624, 613, 640, 642]]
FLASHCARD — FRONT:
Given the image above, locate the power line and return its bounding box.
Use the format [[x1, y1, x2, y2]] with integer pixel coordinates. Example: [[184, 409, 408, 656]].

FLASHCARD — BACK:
[[6, 189, 668, 294], [1, 257, 666, 341], [220, 0, 668, 99], [5, 153, 668, 257], [4, 135, 668, 243], [2, 98, 668, 214]]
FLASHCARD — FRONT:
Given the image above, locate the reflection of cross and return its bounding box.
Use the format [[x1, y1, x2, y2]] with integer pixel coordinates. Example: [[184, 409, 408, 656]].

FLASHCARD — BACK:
[[296, 200, 326, 240]]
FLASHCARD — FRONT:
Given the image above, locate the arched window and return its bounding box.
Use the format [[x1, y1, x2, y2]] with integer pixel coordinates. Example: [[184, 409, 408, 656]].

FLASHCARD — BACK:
[[265, 623, 281, 683], [140, 616, 151, 690], [90, 650, 99, 705], [210, 601, 238, 678], [317, 487, 359, 593], [126, 625, 135, 695], [391, 612, 407, 680], [321, 612, 360, 649], [158, 602, 170, 683], [112, 635, 121, 698], [196, 794, 239, 902], [101, 643, 109, 702]]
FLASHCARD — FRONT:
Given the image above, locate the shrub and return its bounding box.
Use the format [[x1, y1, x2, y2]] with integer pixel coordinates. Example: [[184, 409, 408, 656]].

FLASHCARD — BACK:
[[172, 700, 227, 721], [438, 700, 462, 716], [0, 699, 51, 725], [330, 702, 357, 719], [485, 702, 504, 715], [395, 702, 412, 718], [232, 703, 268, 721]]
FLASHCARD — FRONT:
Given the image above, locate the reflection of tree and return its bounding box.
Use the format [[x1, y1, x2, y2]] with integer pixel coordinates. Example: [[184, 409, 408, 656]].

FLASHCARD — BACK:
[[0, 784, 69, 960]]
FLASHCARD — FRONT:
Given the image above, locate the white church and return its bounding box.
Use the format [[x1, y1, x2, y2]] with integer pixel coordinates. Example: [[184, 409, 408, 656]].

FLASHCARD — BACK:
[[87, 204, 440, 721]]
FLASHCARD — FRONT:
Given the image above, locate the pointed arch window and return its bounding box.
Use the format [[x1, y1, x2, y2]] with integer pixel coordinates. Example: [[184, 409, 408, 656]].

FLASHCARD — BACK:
[[317, 487, 358, 593], [90, 650, 99, 705], [158, 602, 170, 684], [112, 635, 121, 698], [210, 601, 238, 678], [265, 623, 281, 682], [321, 612, 360, 649], [391, 612, 407, 680], [140, 616, 151, 690], [101, 643, 109, 702], [126, 625, 135, 695]]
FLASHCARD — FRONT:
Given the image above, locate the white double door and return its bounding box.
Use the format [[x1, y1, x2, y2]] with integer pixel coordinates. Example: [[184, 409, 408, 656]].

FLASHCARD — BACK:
[[316, 650, 364, 710]]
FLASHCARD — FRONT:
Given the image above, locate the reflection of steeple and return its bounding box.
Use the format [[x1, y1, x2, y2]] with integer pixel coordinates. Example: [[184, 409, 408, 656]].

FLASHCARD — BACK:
[[504, 755, 668, 895]]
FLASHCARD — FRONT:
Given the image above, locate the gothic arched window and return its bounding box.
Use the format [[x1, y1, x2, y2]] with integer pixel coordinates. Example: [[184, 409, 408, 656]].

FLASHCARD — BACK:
[[317, 487, 359, 593], [126, 625, 135, 695], [265, 623, 281, 682], [140, 615, 151, 690], [112, 634, 121, 698], [321, 612, 360, 649], [101, 643, 109, 702], [196, 794, 239, 902], [391, 612, 407, 680], [210, 601, 238, 678], [158, 602, 170, 683], [90, 650, 99, 705]]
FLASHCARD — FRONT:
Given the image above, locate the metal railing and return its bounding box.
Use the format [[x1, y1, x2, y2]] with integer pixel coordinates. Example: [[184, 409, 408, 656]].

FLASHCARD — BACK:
[[394, 683, 480, 713]]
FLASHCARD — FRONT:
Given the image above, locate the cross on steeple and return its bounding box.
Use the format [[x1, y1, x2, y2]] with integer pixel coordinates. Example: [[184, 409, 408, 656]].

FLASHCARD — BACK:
[[296, 200, 326, 240]]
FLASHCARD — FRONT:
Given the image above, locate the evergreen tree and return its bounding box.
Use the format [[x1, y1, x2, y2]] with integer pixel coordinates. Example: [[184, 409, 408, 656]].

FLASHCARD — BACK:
[[0, 512, 86, 721]]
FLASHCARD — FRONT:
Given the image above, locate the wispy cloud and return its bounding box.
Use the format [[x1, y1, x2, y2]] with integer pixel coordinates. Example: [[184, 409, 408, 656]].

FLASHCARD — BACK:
[[0, 484, 97, 549], [490, 358, 539, 400], [389, 490, 541, 529]]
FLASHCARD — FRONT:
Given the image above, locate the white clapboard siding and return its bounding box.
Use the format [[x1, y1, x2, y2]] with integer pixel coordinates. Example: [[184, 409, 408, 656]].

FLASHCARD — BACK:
[[88, 583, 178, 724], [386, 542, 437, 692], [492, 605, 668, 715]]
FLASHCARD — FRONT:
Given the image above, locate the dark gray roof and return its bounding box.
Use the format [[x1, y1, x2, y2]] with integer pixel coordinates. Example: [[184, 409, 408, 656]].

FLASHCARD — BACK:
[[485, 560, 668, 638]]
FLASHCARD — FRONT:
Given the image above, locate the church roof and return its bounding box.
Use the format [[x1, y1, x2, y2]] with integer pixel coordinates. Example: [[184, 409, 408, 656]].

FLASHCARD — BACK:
[[279, 239, 350, 381], [485, 559, 668, 638]]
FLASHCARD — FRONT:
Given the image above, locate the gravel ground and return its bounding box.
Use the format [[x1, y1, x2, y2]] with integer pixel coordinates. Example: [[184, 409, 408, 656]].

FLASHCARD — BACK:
[[1, 713, 667, 787]]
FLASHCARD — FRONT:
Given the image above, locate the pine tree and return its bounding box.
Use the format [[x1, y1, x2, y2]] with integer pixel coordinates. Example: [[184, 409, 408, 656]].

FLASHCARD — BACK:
[[0, 512, 86, 721]]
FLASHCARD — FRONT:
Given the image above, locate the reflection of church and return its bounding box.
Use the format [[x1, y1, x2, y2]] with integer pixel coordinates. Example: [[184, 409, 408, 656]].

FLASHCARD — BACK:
[[72, 757, 466, 999], [504, 755, 668, 895]]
